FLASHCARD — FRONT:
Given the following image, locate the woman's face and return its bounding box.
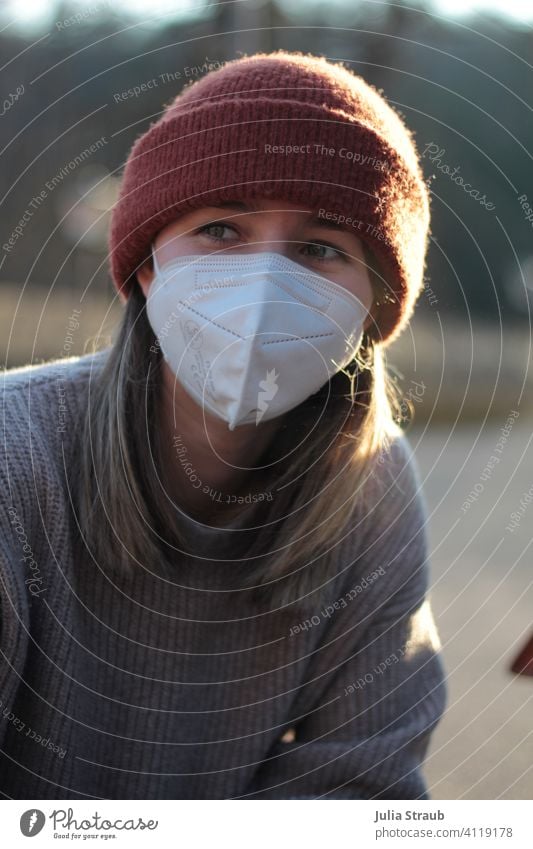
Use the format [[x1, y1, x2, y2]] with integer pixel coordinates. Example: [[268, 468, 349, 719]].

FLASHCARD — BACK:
[[137, 198, 376, 330]]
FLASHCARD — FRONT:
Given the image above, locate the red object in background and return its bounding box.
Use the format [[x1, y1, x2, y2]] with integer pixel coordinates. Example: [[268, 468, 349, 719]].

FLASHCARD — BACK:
[[510, 632, 533, 676]]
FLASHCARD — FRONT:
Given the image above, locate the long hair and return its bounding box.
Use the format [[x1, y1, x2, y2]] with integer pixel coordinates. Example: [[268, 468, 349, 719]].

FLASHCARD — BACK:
[[73, 249, 406, 610]]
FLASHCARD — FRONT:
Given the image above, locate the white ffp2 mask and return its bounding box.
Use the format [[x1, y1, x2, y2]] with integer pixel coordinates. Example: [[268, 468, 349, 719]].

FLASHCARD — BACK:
[[146, 248, 369, 430]]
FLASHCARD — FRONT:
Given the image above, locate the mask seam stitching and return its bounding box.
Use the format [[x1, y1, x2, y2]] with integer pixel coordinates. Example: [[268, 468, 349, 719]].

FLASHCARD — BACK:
[[261, 333, 335, 345]]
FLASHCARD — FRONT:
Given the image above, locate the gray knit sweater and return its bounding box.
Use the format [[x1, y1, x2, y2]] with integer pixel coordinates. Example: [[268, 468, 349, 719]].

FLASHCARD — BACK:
[[0, 350, 446, 800]]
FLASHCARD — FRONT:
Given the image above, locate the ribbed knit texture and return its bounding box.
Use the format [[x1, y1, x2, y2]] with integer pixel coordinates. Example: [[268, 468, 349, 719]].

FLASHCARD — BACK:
[[109, 51, 431, 347], [0, 351, 446, 800]]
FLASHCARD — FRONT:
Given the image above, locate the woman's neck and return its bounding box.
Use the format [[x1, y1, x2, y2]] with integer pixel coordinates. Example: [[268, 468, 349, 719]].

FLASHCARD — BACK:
[[155, 361, 281, 522]]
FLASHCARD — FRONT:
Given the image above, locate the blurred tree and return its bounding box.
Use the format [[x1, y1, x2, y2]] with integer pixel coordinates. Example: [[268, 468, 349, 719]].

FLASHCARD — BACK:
[[0, 0, 530, 327]]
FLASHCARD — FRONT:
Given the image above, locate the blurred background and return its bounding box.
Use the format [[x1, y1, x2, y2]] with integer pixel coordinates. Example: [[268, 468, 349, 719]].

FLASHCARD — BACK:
[[1, 0, 532, 799]]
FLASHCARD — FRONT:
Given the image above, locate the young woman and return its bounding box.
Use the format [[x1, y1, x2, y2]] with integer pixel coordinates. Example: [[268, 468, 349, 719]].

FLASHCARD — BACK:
[[0, 51, 446, 800]]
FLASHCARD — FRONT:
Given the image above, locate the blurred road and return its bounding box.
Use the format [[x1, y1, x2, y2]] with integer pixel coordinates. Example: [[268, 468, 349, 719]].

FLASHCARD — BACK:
[[410, 420, 533, 800]]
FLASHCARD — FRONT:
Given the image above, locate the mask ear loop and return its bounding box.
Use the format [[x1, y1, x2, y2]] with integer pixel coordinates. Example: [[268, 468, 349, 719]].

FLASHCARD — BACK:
[[151, 242, 162, 278]]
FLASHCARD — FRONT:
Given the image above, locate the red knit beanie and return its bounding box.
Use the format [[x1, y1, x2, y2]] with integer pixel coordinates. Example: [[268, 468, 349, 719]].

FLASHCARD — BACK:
[[108, 50, 431, 347]]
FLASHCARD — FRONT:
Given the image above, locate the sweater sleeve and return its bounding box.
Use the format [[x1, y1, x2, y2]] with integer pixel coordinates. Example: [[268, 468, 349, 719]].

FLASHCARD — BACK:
[[0, 540, 30, 753], [242, 429, 447, 800], [0, 387, 32, 752]]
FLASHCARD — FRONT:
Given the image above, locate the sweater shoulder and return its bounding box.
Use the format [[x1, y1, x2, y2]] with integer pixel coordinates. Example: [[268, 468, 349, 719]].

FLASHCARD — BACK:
[[1, 348, 110, 445], [1, 347, 110, 395], [0, 348, 111, 519], [338, 422, 430, 603], [371, 422, 427, 524]]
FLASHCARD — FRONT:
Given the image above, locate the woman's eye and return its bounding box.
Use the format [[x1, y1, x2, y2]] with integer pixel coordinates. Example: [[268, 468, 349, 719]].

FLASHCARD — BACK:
[[303, 241, 342, 261], [197, 222, 237, 241]]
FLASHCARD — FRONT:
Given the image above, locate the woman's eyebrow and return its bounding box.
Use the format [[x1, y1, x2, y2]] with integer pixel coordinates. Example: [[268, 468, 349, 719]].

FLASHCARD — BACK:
[[305, 214, 348, 232]]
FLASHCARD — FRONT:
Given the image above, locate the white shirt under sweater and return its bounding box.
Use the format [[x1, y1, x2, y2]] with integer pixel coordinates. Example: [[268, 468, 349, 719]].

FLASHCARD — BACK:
[[0, 349, 447, 800]]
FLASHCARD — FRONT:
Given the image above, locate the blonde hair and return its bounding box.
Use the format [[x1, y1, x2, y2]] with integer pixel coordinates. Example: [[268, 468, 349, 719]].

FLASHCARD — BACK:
[[73, 253, 406, 609]]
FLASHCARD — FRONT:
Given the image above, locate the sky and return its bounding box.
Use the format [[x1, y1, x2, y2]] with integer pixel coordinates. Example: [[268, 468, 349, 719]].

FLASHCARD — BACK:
[[3, 0, 533, 33]]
